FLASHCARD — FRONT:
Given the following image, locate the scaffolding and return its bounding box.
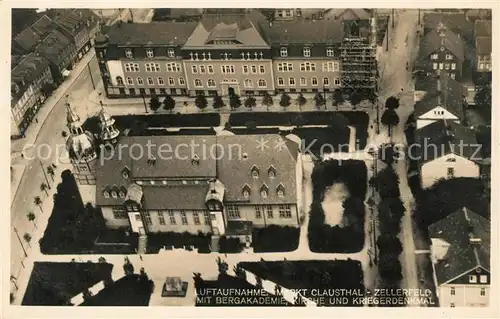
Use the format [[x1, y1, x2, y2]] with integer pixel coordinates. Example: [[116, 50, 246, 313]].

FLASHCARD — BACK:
[[340, 16, 378, 91]]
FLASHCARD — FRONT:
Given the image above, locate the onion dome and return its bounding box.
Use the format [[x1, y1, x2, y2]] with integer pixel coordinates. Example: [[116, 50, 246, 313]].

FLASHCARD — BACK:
[[98, 107, 119, 143], [65, 102, 97, 163]]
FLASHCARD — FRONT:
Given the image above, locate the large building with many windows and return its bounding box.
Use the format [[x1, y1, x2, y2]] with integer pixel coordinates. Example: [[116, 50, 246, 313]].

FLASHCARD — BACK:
[[95, 9, 354, 98], [93, 116, 302, 251]]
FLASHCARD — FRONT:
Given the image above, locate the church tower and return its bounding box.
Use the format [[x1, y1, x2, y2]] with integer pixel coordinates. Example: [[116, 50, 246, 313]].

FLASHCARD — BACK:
[[98, 105, 120, 145], [65, 101, 97, 185]]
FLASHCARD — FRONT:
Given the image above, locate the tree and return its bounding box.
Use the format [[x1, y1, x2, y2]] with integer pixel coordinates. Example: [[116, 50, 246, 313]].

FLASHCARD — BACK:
[[244, 96, 257, 109], [333, 89, 344, 109], [385, 96, 400, 110], [61, 131, 67, 138], [40, 183, 49, 196], [195, 94, 208, 111], [213, 94, 225, 109], [123, 257, 135, 276], [162, 95, 176, 112], [376, 166, 401, 199], [349, 90, 363, 107], [40, 82, 55, 97], [377, 234, 403, 255], [23, 233, 32, 247], [26, 212, 37, 229], [229, 94, 242, 110], [381, 109, 400, 137], [379, 143, 396, 165], [296, 93, 307, 110], [261, 91, 274, 110], [46, 166, 55, 181], [34, 196, 43, 213], [216, 256, 228, 276], [474, 85, 491, 107], [378, 253, 403, 283], [314, 92, 326, 108], [149, 95, 161, 112], [279, 92, 291, 108]]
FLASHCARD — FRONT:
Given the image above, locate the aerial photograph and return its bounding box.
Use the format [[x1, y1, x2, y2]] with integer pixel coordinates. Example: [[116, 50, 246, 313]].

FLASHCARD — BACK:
[[8, 7, 492, 311]]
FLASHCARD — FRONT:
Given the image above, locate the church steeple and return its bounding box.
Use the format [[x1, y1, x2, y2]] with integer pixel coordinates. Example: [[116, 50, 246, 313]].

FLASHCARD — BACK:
[[66, 101, 85, 136], [98, 101, 120, 144]]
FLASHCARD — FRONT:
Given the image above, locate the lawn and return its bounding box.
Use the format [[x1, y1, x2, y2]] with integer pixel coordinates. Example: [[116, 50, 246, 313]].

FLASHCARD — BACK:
[[308, 160, 367, 253], [252, 225, 300, 253], [239, 260, 364, 306], [22, 262, 113, 306], [80, 274, 153, 306]]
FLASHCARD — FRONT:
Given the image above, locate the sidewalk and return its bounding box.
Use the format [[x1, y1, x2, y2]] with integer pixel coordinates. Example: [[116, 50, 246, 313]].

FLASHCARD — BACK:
[[87, 88, 375, 116], [11, 50, 96, 158]]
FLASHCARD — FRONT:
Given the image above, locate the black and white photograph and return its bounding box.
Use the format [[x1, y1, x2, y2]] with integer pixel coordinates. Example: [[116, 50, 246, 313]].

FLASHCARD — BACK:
[[4, 3, 497, 317]]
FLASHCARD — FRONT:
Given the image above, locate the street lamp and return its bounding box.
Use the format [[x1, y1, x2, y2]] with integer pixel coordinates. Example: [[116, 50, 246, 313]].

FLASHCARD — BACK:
[[141, 93, 148, 114]]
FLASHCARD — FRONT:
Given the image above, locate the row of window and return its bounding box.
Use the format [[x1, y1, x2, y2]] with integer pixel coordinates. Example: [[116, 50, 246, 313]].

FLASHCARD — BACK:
[[432, 62, 457, 71], [277, 61, 339, 72], [226, 204, 293, 220], [277, 76, 340, 87], [242, 184, 285, 199], [125, 48, 176, 59], [104, 188, 127, 199], [430, 53, 454, 60], [280, 47, 335, 58], [124, 62, 182, 73], [116, 76, 186, 86]]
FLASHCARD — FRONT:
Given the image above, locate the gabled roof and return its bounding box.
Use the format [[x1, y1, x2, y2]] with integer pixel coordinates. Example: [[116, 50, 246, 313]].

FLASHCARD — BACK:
[[414, 120, 478, 164], [414, 72, 466, 96], [11, 53, 50, 99], [428, 207, 490, 284], [414, 73, 466, 119], [328, 8, 372, 20], [417, 27, 464, 62], [31, 14, 56, 37], [13, 27, 42, 52], [476, 37, 492, 55], [143, 185, 208, 210], [261, 19, 344, 45], [216, 134, 298, 205], [183, 12, 269, 49], [423, 12, 473, 34], [105, 22, 198, 46], [474, 19, 492, 37], [35, 29, 74, 65], [53, 11, 87, 36]]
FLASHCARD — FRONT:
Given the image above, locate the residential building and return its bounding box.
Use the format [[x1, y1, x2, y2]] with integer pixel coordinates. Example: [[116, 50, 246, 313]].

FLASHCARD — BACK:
[[152, 9, 204, 22], [88, 114, 302, 251], [10, 53, 53, 137], [414, 119, 480, 188], [35, 29, 77, 83], [414, 24, 464, 80], [12, 15, 56, 54], [474, 20, 492, 73], [94, 21, 197, 98], [413, 72, 467, 129], [465, 9, 492, 23], [428, 207, 490, 307], [52, 10, 93, 63], [262, 19, 343, 94], [264, 8, 372, 23], [423, 12, 474, 45]]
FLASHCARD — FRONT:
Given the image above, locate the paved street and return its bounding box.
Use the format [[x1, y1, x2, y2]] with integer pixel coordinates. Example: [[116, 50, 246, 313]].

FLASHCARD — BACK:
[[10, 52, 101, 282]]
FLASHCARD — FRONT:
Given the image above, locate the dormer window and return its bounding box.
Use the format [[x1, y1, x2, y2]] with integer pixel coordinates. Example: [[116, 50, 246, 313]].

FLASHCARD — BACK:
[[318, 11, 324, 19], [260, 185, 269, 198], [280, 47, 288, 58], [277, 184, 285, 198], [192, 154, 200, 165], [146, 49, 154, 58], [150, 180, 155, 185], [251, 165, 259, 179], [119, 190, 126, 198], [147, 155, 156, 166], [121, 167, 130, 179], [268, 166, 276, 178], [326, 47, 334, 57], [111, 191, 118, 198], [208, 203, 215, 210], [125, 48, 133, 58], [303, 47, 311, 57], [242, 185, 251, 198], [103, 191, 110, 198]]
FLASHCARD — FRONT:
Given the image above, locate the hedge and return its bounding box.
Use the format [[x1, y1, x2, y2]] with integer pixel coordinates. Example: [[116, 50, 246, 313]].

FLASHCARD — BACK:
[[252, 225, 300, 253]]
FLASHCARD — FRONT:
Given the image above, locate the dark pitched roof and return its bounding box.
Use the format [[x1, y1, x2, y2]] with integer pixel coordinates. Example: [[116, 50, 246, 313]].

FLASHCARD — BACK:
[[261, 19, 344, 44], [414, 73, 466, 119], [216, 134, 298, 205], [142, 185, 209, 210], [183, 13, 269, 48], [417, 28, 464, 62], [415, 120, 478, 164], [474, 20, 492, 37], [13, 27, 42, 52], [328, 8, 372, 20], [53, 11, 87, 36], [423, 12, 473, 34], [169, 9, 203, 19], [11, 53, 50, 90], [35, 29, 74, 65], [428, 207, 490, 284], [31, 14, 56, 37], [476, 37, 491, 55], [414, 72, 466, 95], [105, 22, 198, 46], [466, 9, 492, 22], [95, 146, 133, 206]]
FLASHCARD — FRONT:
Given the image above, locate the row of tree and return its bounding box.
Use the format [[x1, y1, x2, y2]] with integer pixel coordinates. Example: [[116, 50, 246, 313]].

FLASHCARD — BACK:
[[373, 165, 406, 287], [148, 89, 372, 113]]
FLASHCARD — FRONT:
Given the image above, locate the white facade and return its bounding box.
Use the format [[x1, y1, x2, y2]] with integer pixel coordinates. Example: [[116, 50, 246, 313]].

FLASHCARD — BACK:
[[421, 153, 480, 188], [107, 60, 126, 86], [416, 106, 460, 129], [438, 284, 489, 307]]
